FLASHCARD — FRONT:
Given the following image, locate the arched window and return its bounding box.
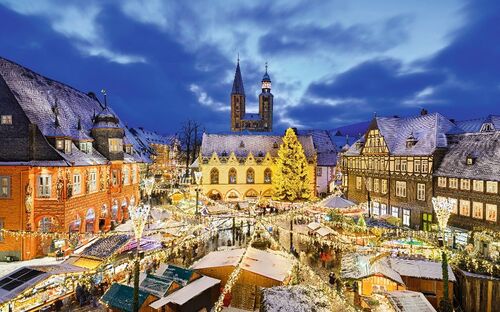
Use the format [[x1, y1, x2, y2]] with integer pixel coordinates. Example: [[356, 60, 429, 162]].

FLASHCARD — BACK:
[[210, 168, 219, 184], [264, 168, 272, 184], [228, 168, 237, 184], [246, 168, 255, 184]]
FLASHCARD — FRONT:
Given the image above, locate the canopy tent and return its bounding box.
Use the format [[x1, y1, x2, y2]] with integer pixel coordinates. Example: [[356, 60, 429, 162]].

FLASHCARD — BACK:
[[319, 196, 356, 209]]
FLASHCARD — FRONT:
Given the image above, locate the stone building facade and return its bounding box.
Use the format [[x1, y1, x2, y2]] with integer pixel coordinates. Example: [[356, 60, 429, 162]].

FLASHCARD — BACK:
[[0, 57, 143, 260], [230, 60, 273, 132], [199, 133, 316, 201]]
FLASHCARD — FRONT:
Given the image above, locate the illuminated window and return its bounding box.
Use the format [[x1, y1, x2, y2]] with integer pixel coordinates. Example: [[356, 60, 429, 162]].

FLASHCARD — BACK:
[[414, 159, 421, 173], [459, 200, 470, 217], [228, 168, 237, 184], [112, 170, 119, 186], [1, 115, 12, 125], [38, 175, 51, 198], [472, 202, 483, 219], [0, 176, 11, 198], [421, 160, 429, 173], [264, 168, 272, 184], [56, 139, 64, 150], [73, 174, 81, 195], [373, 179, 380, 193], [381, 179, 388, 194], [123, 167, 130, 185], [317, 167, 323, 177], [64, 139, 72, 154], [438, 177, 447, 188], [356, 176, 362, 190], [89, 170, 97, 192], [131, 167, 137, 184], [395, 181, 406, 197], [210, 168, 219, 184], [401, 159, 407, 172], [473, 180, 484, 192], [486, 204, 497, 222], [109, 138, 123, 152], [449, 178, 458, 189], [486, 181, 498, 194], [403, 209, 410, 226], [416, 183, 425, 201], [449, 198, 458, 214], [461, 179, 470, 190], [392, 207, 399, 218]]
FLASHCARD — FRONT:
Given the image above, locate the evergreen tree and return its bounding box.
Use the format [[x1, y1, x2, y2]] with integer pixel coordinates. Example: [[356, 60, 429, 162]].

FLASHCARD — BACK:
[[357, 214, 366, 228], [439, 251, 453, 312], [273, 128, 311, 201]]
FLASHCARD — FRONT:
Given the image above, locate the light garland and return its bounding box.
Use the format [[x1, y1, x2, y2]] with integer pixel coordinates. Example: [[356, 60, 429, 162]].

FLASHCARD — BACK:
[[432, 197, 453, 232]]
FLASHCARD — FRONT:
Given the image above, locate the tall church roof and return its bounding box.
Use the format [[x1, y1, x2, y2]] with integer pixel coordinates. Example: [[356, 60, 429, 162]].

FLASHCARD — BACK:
[[231, 61, 245, 95]]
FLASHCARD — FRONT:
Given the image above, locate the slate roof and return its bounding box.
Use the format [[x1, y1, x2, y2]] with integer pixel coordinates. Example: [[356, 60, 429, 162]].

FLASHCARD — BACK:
[[200, 133, 316, 160], [298, 129, 337, 166], [130, 127, 176, 147], [139, 274, 175, 298], [156, 264, 194, 286], [0, 57, 145, 164], [454, 115, 500, 133], [434, 132, 500, 181], [345, 113, 463, 156], [231, 61, 245, 95], [101, 283, 150, 312]]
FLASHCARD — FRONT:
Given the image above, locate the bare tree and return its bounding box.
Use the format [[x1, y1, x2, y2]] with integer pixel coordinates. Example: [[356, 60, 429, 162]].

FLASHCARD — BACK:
[[178, 120, 203, 178]]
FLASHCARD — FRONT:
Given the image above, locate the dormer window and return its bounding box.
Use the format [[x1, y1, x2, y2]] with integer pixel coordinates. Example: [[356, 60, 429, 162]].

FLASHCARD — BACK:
[[1, 115, 12, 125], [480, 123, 494, 132], [355, 141, 364, 149], [466, 154, 475, 165], [64, 140, 72, 154], [273, 142, 279, 148], [221, 151, 228, 157], [109, 138, 123, 153], [79, 142, 92, 154], [55, 139, 64, 150], [239, 141, 245, 148], [406, 132, 418, 148]]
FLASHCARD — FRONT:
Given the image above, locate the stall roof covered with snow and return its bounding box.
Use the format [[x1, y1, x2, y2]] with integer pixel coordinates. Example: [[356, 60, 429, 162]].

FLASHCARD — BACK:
[[386, 290, 436, 312], [319, 195, 356, 209], [261, 285, 331, 312]]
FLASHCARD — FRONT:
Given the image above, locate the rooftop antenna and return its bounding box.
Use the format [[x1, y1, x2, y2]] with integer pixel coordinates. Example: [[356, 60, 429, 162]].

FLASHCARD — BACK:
[[265, 61, 268, 73], [101, 89, 107, 108], [237, 53, 240, 63]]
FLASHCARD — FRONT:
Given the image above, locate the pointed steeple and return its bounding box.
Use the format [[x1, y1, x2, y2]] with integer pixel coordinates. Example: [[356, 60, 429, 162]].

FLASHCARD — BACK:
[[231, 58, 245, 95]]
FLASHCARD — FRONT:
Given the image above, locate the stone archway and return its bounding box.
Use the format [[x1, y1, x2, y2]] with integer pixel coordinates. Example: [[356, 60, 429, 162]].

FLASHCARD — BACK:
[[225, 189, 241, 201], [245, 189, 259, 200], [207, 189, 222, 201]]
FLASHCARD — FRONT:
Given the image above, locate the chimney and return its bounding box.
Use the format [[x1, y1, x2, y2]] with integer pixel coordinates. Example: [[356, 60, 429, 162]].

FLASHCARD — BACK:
[[420, 108, 428, 116]]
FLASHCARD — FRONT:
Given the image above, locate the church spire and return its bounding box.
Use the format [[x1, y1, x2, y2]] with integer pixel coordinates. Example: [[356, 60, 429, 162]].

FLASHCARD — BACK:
[[231, 57, 245, 95]]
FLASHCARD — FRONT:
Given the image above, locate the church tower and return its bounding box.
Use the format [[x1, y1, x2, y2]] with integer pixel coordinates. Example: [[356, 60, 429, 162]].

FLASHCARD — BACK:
[[259, 63, 273, 132], [230, 58, 245, 132]]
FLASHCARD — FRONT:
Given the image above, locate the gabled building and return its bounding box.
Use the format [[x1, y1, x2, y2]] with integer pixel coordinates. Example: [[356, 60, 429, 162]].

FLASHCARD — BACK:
[[298, 129, 338, 196], [129, 127, 180, 181], [433, 116, 499, 249], [199, 133, 316, 201], [340, 111, 462, 229], [0, 57, 143, 260]]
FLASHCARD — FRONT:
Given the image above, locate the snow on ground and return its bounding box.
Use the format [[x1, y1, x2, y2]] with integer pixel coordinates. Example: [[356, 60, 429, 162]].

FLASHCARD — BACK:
[[0, 257, 63, 277], [261, 285, 331, 312]]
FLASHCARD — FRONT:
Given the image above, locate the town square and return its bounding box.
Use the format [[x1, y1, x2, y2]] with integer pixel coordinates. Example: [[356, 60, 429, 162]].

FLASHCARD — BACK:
[[0, 1, 498, 311]]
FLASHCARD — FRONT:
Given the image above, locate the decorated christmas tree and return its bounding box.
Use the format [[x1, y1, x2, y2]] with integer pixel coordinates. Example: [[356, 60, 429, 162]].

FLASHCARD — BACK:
[[273, 128, 311, 201]]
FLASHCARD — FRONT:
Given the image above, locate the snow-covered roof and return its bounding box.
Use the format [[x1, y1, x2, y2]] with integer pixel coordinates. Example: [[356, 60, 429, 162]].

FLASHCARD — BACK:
[[298, 129, 337, 166], [191, 247, 293, 282], [149, 276, 220, 309], [345, 113, 463, 156], [315, 226, 335, 237], [388, 258, 456, 282], [434, 132, 500, 181], [201, 133, 316, 160], [261, 286, 331, 312], [386, 290, 436, 312], [0, 57, 145, 164], [320, 196, 356, 209], [454, 115, 500, 133], [342, 254, 404, 285], [307, 222, 321, 231]]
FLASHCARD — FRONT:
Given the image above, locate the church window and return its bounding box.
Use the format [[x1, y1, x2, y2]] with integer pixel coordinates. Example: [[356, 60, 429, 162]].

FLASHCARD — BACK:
[[1, 115, 12, 125], [210, 168, 219, 184], [229, 168, 237, 184], [264, 168, 272, 184], [246, 168, 255, 184]]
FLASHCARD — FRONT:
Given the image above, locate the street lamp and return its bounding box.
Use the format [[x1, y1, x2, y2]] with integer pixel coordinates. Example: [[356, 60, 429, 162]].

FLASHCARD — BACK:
[[364, 177, 372, 218], [143, 176, 155, 229], [130, 203, 150, 312], [432, 196, 453, 311], [194, 172, 202, 215]]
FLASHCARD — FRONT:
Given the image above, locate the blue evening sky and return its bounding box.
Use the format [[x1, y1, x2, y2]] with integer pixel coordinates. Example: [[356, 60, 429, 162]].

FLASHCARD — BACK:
[[0, 0, 498, 133]]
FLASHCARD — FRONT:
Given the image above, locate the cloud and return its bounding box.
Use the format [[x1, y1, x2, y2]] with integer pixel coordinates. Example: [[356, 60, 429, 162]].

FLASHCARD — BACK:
[[0, 0, 146, 64], [189, 84, 230, 112], [258, 15, 413, 56]]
